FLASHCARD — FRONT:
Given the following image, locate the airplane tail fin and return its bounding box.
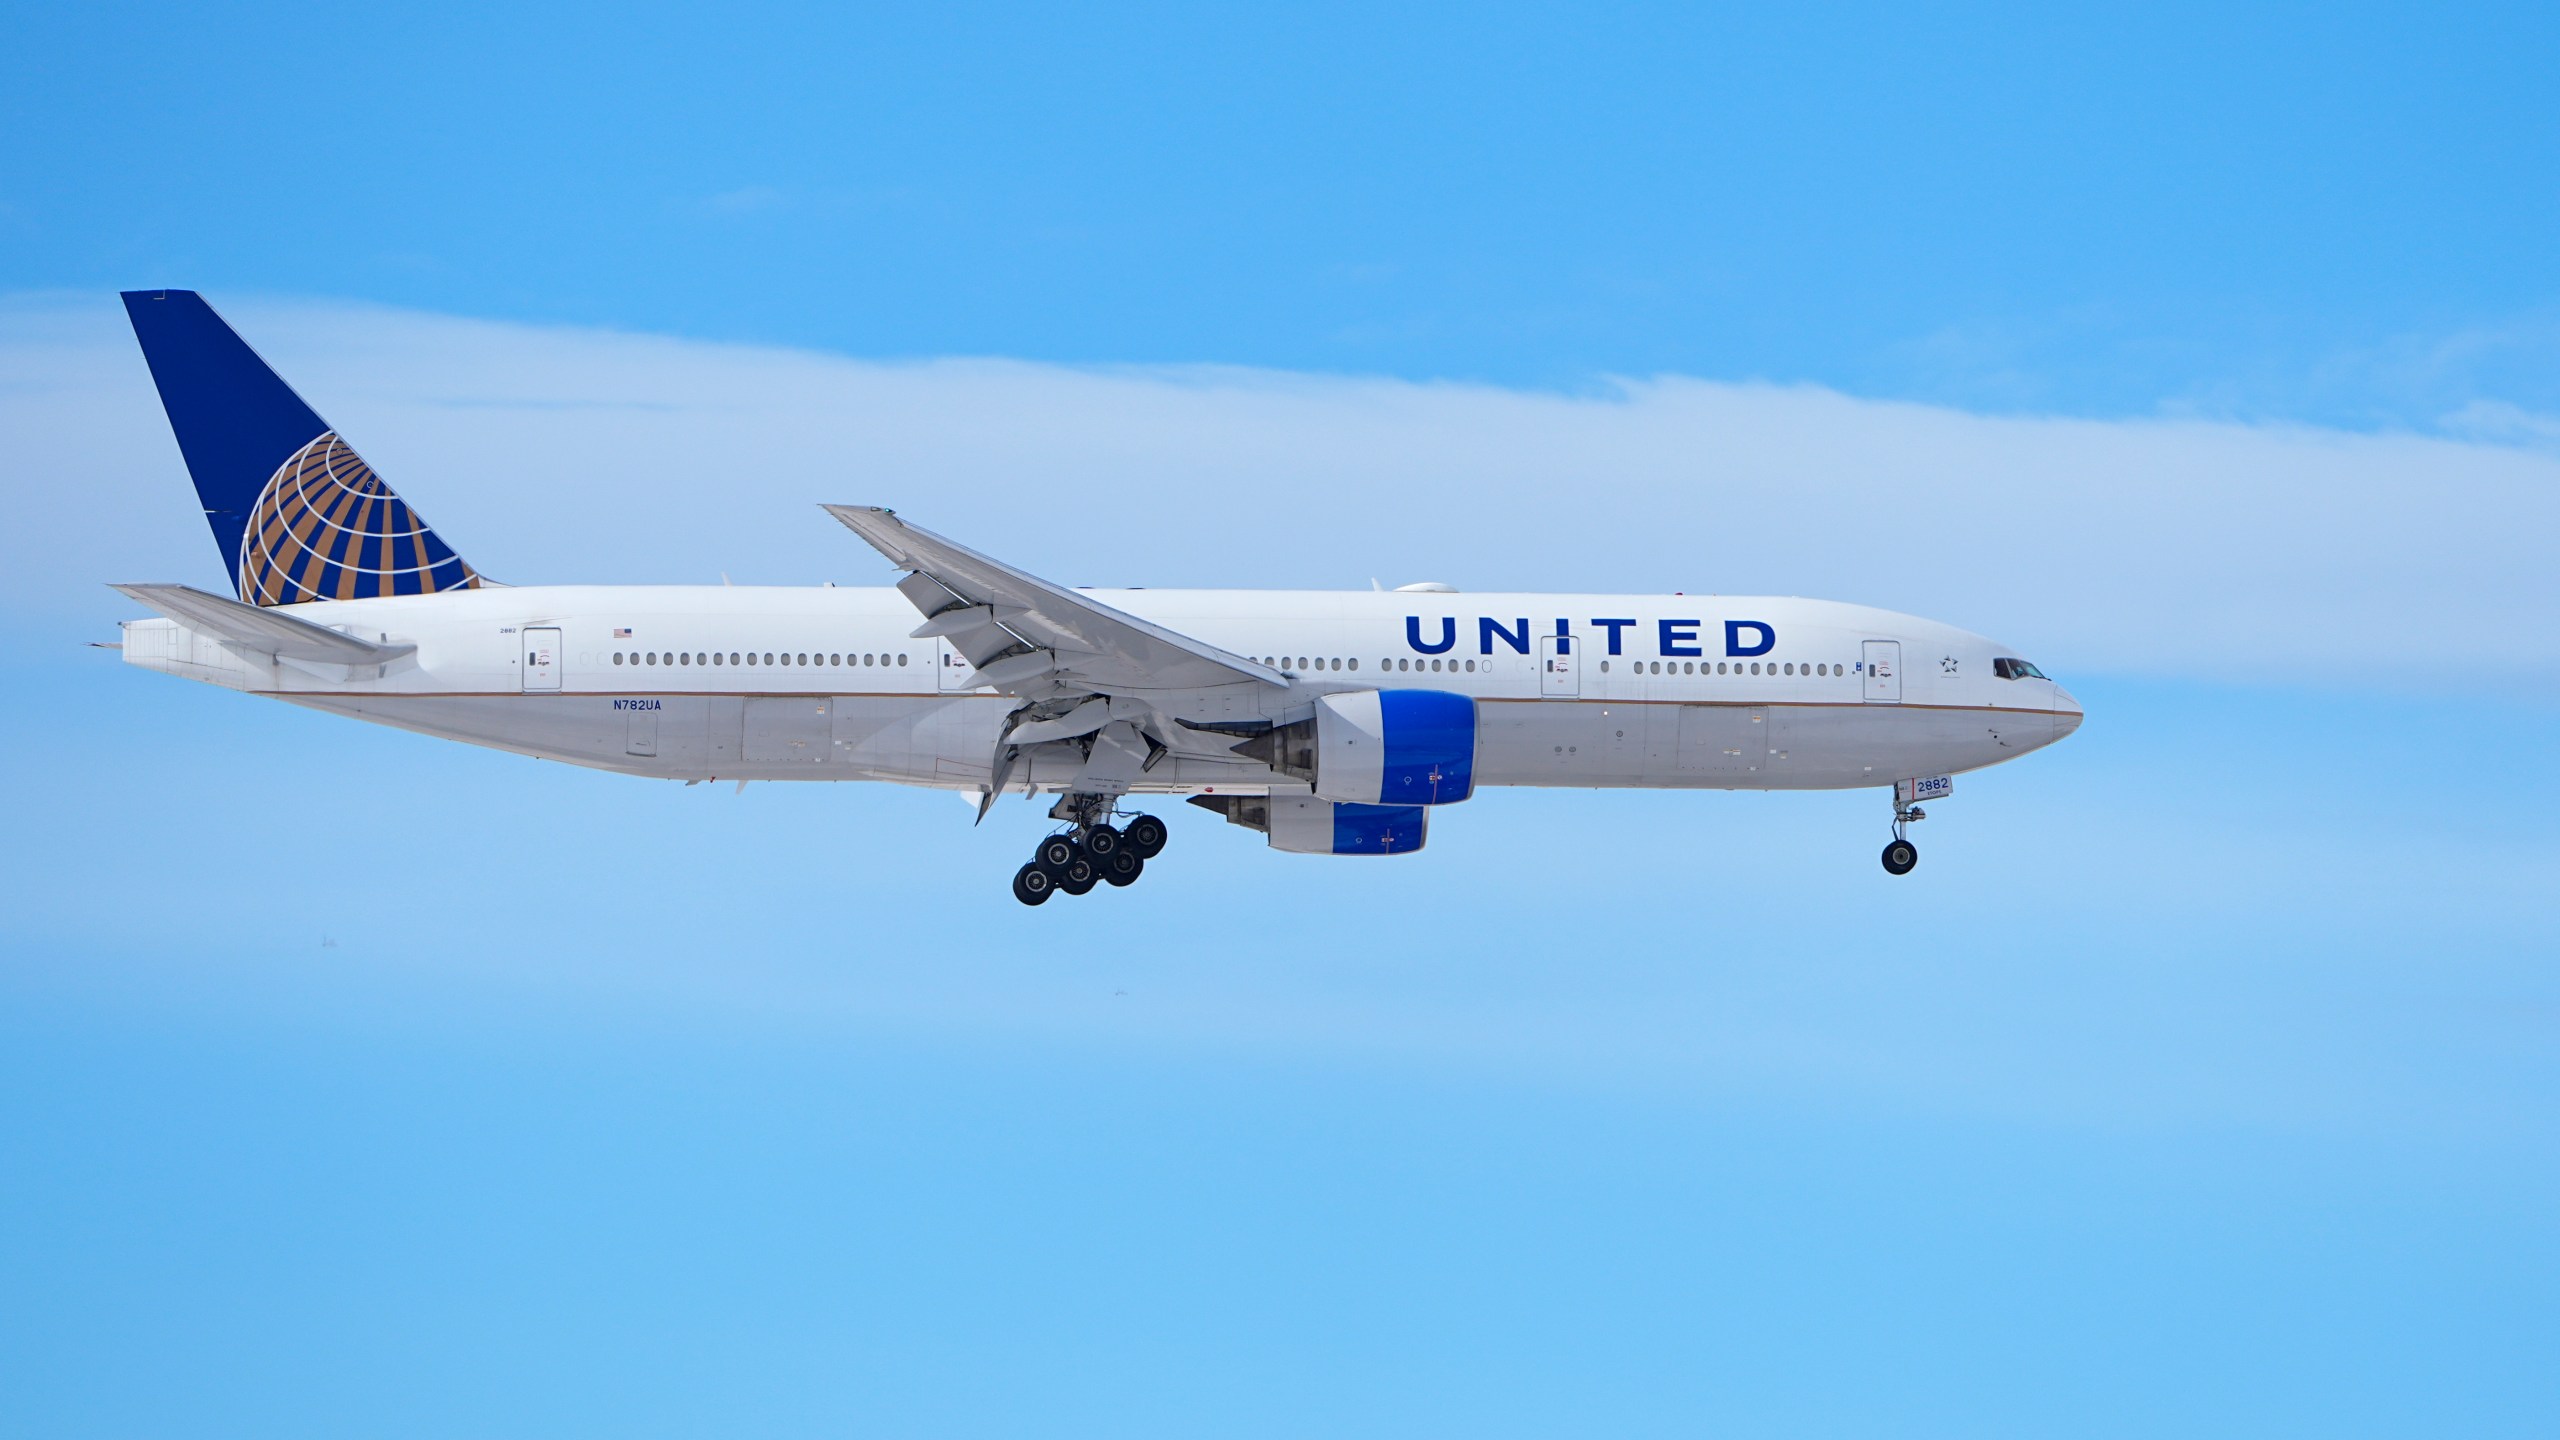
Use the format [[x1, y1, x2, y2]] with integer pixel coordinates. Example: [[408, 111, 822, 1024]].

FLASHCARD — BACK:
[[120, 289, 484, 606]]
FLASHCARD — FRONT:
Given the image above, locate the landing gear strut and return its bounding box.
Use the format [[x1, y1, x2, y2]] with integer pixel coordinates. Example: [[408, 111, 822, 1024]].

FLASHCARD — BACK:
[[1010, 792, 1171, 905], [1882, 802, 1923, 876]]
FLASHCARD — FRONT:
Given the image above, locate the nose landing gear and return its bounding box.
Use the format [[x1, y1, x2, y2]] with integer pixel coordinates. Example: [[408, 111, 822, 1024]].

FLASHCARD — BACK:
[[1881, 802, 1924, 876]]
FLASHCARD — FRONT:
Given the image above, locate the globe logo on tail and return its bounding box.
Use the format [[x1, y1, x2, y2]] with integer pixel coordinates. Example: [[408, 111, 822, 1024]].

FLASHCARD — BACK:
[[237, 432, 480, 605]]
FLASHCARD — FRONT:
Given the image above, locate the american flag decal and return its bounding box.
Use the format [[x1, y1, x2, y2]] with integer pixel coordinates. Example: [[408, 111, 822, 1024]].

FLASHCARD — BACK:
[[613, 627, 633, 638]]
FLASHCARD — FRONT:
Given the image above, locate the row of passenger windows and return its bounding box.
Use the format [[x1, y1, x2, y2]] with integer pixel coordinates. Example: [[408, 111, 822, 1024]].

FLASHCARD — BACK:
[[604, 646, 1832, 678], [1259, 654, 1829, 678], [1599, 660, 1838, 677], [1261, 657, 1494, 674], [611, 650, 908, 668]]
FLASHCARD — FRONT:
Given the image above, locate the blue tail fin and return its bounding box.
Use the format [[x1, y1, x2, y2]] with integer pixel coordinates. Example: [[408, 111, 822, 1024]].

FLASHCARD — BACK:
[[121, 290, 483, 605]]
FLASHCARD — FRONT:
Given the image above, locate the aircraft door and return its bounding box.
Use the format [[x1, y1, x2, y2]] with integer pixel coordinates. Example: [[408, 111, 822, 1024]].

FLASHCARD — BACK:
[[1861, 640, 1901, 703], [936, 639, 976, 692], [1538, 633, 1579, 697], [521, 627, 561, 692]]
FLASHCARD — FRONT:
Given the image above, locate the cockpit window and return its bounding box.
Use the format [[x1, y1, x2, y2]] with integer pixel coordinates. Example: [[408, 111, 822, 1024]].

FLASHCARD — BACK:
[[1992, 658, 2049, 681]]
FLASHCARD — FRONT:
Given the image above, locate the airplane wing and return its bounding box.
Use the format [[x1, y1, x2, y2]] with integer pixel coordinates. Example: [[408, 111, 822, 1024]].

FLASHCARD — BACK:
[[110, 583, 416, 664], [824, 505, 1287, 697]]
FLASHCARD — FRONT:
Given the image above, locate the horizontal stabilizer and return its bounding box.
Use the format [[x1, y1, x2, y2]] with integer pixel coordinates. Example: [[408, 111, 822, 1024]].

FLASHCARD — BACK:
[[110, 583, 415, 664]]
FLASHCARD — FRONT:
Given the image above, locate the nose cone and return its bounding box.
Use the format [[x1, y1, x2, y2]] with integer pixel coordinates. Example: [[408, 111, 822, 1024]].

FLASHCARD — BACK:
[[2051, 684, 2084, 740]]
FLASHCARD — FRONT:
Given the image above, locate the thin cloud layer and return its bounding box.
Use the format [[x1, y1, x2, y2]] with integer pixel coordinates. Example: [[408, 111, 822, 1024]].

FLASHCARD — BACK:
[[7, 293, 2552, 695]]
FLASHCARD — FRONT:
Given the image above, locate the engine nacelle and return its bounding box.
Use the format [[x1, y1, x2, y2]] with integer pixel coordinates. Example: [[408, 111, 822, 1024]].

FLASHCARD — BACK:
[[1237, 689, 1477, 806], [1188, 794, 1428, 855]]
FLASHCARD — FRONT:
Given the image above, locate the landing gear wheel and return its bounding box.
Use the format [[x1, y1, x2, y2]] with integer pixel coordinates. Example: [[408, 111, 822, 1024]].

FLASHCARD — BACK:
[[1881, 838, 1919, 876], [1036, 835, 1082, 871], [1082, 823, 1123, 858], [1011, 862, 1057, 906], [1058, 856, 1099, 895], [1101, 851, 1144, 887], [1122, 814, 1168, 860]]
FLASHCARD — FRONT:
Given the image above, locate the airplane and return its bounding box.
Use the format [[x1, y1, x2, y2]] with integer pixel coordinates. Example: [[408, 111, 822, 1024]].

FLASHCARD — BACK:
[[108, 289, 2083, 904]]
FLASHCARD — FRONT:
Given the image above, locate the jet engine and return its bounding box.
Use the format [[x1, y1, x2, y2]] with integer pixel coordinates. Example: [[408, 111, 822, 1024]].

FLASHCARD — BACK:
[[1187, 793, 1428, 855], [1234, 689, 1477, 806]]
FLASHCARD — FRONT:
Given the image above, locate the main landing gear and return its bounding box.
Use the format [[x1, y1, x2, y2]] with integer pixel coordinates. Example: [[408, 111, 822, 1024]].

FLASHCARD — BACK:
[[1881, 801, 1924, 876], [1010, 800, 1171, 906]]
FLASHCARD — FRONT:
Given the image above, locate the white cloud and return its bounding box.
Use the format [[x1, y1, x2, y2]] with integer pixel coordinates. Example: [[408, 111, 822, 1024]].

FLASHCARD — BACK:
[[2441, 398, 2560, 449], [6, 292, 2553, 695]]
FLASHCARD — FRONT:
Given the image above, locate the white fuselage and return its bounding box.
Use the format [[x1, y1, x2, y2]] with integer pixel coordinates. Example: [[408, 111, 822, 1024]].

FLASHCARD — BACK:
[[118, 584, 2082, 795]]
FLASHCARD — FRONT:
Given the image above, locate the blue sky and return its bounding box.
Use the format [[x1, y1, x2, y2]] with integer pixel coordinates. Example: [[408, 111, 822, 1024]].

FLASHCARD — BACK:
[[3, 4, 2556, 1436], [10, 2, 2560, 420]]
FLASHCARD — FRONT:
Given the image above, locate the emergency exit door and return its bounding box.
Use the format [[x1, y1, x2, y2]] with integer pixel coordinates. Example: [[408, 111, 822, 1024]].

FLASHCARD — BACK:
[[521, 627, 561, 692], [1861, 640, 1901, 702]]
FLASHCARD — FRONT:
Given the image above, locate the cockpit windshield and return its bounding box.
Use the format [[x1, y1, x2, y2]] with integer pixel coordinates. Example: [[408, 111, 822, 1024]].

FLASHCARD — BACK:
[[1992, 658, 2049, 681]]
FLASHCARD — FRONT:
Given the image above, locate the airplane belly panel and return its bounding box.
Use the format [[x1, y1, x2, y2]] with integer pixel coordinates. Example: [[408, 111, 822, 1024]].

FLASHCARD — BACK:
[[287, 694, 701, 776], [1474, 699, 1655, 788], [1473, 701, 2032, 792]]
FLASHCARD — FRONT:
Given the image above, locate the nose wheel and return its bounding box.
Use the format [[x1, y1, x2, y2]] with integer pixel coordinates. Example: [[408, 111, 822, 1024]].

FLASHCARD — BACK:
[[1010, 796, 1171, 905], [1881, 802, 1924, 876]]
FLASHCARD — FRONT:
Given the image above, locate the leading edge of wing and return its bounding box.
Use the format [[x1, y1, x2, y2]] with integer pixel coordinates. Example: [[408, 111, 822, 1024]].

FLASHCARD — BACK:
[[822, 505, 1288, 690]]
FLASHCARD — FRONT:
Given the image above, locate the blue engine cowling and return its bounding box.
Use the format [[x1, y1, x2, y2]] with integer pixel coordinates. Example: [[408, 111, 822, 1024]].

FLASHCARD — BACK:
[[1310, 689, 1476, 805], [1187, 794, 1427, 855]]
